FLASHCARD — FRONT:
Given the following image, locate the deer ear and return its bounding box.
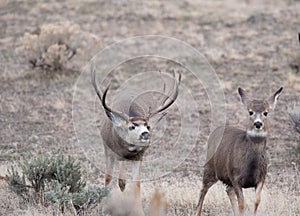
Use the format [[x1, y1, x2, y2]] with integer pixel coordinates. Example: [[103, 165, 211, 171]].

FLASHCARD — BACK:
[[149, 112, 167, 126], [268, 87, 283, 111], [106, 111, 128, 127], [238, 87, 249, 106]]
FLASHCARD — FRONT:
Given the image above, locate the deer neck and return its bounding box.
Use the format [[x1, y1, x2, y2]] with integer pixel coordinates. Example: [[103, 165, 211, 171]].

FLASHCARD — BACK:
[[112, 126, 146, 153], [247, 132, 267, 145], [112, 126, 130, 146]]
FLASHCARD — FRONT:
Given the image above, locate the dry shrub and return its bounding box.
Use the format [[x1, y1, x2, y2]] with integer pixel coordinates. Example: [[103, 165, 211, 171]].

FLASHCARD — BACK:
[[103, 184, 168, 216], [16, 21, 102, 72], [149, 188, 168, 216], [103, 186, 140, 216]]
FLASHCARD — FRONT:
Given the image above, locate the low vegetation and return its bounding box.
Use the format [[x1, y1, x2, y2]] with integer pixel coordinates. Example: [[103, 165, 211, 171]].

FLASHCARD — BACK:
[[15, 21, 102, 72], [6, 154, 109, 215]]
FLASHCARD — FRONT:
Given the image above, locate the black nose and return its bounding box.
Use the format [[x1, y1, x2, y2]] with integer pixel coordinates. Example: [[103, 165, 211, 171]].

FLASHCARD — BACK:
[[141, 132, 150, 140], [254, 121, 263, 129]]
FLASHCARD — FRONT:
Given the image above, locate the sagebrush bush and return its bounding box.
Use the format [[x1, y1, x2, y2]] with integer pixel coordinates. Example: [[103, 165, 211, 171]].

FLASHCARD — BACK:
[[7, 167, 30, 200], [20, 154, 86, 194], [6, 154, 109, 215], [15, 21, 102, 72]]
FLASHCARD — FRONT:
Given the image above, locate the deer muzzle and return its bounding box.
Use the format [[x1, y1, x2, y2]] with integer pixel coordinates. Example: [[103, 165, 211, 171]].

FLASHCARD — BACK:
[[140, 131, 150, 141]]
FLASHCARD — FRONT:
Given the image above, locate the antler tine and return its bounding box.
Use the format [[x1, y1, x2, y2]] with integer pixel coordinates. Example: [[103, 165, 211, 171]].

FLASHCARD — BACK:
[[101, 83, 113, 114], [160, 70, 181, 106], [159, 70, 167, 93], [91, 63, 103, 101], [90, 63, 114, 115], [161, 69, 181, 97], [177, 70, 182, 85], [150, 71, 180, 117]]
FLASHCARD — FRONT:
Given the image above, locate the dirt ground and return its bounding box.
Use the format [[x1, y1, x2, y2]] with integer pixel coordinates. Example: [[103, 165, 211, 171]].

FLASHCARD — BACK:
[[0, 0, 299, 215]]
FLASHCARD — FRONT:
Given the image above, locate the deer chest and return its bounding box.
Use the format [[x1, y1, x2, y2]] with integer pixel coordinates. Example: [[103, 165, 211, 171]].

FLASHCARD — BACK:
[[240, 155, 267, 188]]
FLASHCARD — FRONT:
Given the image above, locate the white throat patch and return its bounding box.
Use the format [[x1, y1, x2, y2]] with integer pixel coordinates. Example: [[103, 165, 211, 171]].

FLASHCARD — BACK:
[[247, 129, 268, 137], [128, 146, 143, 152]]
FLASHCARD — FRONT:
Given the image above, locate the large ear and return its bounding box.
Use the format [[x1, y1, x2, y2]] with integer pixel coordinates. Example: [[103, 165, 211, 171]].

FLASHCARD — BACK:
[[106, 111, 128, 127], [149, 112, 167, 126], [268, 87, 283, 111], [238, 87, 249, 107]]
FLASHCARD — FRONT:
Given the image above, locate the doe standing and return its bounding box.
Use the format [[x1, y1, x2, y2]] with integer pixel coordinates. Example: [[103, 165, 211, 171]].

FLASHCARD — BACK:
[[196, 87, 283, 216]]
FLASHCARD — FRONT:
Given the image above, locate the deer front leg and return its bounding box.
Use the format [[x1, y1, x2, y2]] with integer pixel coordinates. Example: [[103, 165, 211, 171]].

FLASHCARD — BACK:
[[195, 168, 218, 216], [131, 160, 144, 216], [233, 185, 245, 215], [105, 154, 115, 187], [195, 182, 214, 216], [226, 186, 239, 215], [118, 161, 126, 191], [131, 160, 142, 197], [254, 181, 264, 215]]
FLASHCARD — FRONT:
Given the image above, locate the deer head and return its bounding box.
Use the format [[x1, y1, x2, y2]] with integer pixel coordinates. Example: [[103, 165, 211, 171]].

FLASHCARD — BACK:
[[238, 87, 283, 137], [91, 68, 181, 147]]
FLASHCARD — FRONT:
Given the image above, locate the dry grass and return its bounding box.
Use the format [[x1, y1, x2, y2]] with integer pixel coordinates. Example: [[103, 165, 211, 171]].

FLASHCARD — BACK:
[[287, 72, 300, 92], [1, 0, 300, 215], [140, 173, 300, 216]]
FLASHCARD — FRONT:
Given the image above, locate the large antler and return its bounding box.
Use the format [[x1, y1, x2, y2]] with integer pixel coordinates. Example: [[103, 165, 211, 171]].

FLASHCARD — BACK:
[[91, 64, 127, 120], [149, 71, 181, 118], [101, 84, 114, 114], [91, 64, 103, 101]]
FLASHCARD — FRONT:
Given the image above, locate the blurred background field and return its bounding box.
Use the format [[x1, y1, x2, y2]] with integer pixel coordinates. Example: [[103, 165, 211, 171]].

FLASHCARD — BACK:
[[0, 0, 299, 215]]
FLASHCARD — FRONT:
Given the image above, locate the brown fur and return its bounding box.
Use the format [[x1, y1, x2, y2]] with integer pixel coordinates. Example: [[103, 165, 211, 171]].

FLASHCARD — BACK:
[[91, 66, 180, 216], [101, 101, 149, 161], [196, 87, 283, 216], [206, 126, 267, 188]]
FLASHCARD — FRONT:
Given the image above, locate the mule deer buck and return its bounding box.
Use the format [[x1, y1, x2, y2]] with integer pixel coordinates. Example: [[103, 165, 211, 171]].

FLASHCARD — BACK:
[[91, 66, 180, 211], [196, 87, 283, 216]]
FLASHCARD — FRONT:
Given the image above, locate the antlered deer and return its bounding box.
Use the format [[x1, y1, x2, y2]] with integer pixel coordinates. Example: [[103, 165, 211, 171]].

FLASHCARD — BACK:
[[196, 87, 283, 216], [91, 66, 180, 213]]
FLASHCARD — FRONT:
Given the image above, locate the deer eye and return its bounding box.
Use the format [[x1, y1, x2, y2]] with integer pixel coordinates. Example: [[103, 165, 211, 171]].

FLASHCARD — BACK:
[[249, 111, 254, 116], [146, 125, 150, 130], [263, 111, 268, 116], [128, 126, 135, 131]]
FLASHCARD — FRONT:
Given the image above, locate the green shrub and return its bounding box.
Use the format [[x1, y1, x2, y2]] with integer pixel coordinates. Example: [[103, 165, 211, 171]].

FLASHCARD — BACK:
[[6, 154, 109, 214], [7, 166, 30, 200]]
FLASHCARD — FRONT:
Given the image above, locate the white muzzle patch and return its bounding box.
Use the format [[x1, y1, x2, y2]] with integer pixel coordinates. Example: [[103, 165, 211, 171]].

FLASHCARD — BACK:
[[247, 129, 267, 137]]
